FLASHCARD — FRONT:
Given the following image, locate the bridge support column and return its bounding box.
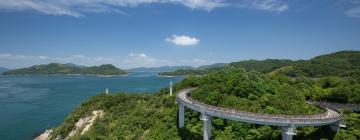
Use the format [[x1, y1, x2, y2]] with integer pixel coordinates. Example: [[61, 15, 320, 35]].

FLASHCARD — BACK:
[[201, 113, 212, 140], [179, 103, 185, 128], [330, 121, 341, 132], [281, 126, 295, 140]]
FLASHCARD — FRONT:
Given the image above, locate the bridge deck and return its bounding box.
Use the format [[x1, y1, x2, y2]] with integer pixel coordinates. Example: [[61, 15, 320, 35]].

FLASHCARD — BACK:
[[309, 101, 360, 112], [176, 88, 342, 127]]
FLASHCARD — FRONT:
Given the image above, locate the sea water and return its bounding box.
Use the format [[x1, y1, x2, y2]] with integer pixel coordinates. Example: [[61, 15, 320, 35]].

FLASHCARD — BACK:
[[0, 72, 183, 140]]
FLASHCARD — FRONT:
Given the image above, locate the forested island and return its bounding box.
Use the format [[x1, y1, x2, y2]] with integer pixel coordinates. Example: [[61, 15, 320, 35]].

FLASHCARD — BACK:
[[128, 66, 194, 72], [2, 63, 127, 76], [38, 51, 360, 140]]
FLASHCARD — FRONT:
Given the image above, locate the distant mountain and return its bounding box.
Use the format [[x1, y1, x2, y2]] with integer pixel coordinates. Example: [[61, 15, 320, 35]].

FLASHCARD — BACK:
[[63, 63, 86, 68], [0, 67, 9, 74], [159, 59, 295, 76], [227, 59, 294, 73], [128, 66, 194, 72], [287, 50, 360, 77], [3, 63, 127, 76], [160, 50, 360, 78], [196, 63, 226, 70]]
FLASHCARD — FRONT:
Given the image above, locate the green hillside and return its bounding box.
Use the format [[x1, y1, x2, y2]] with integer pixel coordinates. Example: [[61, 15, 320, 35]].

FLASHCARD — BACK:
[[197, 63, 226, 70], [286, 51, 360, 78], [228, 59, 294, 73], [44, 51, 360, 140], [49, 68, 360, 140], [128, 66, 194, 72], [159, 51, 360, 79], [3, 63, 127, 76], [159, 69, 207, 76]]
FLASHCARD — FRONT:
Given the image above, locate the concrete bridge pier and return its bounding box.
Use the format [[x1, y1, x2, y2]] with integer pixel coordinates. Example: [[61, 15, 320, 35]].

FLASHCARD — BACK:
[[201, 113, 212, 140], [330, 121, 341, 132], [281, 126, 296, 140], [179, 103, 185, 128]]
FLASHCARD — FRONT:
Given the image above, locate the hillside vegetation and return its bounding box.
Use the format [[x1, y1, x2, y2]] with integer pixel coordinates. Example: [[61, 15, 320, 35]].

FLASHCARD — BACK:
[[160, 51, 360, 80], [46, 51, 360, 140], [288, 51, 360, 78], [49, 72, 360, 139], [128, 66, 194, 72], [188, 69, 323, 115], [158, 64, 225, 76], [3, 63, 127, 76]]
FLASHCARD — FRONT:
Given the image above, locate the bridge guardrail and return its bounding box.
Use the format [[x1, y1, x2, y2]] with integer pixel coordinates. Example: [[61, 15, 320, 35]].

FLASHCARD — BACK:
[[310, 101, 359, 112], [177, 88, 342, 125]]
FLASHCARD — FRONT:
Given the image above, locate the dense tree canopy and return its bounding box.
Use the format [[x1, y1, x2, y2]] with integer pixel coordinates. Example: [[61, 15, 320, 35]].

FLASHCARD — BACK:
[[49, 67, 360, 140], [186, 68, 323, 115], [160, 51, 360, 80], [3, 63, 127, 75], [48, 51, 360, 140]]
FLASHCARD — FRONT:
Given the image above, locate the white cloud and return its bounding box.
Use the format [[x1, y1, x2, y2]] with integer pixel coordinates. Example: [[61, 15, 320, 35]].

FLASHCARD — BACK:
[[0, 0, 83, 17], [349, 0, 360, 4], [192, 58, 207, 64], [0, 52, 217, 69], [345, 6, 360, 18], [175, 58, 209, 67], [128, 53, 157, 66], [37, 56, 49, 59], [0, 0, 226, 17], [232, 0, 288, 13], [0, 0, 291, 17], [71, 54, 85, 58], [0, 53, 12, 58], [130, 53, 147, 58], [0, 53, 117, 68], [0, 53, 49, 60], [0, 53, 52, 68], [172, 0, 227, 11], [251, 0, 288, 13], [166, 35, 200, 46]]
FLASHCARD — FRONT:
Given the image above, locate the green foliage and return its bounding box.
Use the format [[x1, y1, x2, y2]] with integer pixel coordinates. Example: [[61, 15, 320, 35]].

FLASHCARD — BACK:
[[50, 51, 360, 139], [3, 63, 127, 75], [159, 69, 207, 76], [297, 76, 360, 104], [333, 112, 360, 140], [52, 67, 360, 140], [159, 51, 360, 82], [159, 59, 294, 76], [189, 68, 322, 115], [51, 92, 182, 139], [228, 59, 294, 73], [287, 51, 360, 78]]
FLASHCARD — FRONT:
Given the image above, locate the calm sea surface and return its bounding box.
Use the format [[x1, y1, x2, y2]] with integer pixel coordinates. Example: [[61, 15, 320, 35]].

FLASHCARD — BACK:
[[0, 72, 183, 140]]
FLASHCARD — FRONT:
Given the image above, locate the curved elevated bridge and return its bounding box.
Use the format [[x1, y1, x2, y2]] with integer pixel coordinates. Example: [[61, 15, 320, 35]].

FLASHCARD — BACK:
[[176, 88, 344, 140]]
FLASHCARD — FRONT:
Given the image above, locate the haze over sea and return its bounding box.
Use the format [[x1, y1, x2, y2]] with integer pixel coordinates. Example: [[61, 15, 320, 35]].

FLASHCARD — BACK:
[[0, 72, 183, 140]]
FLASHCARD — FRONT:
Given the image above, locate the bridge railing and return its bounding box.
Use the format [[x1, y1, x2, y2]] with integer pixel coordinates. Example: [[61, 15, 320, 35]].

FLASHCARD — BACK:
[[177, 88, 342, 124], [310, 101, 360, 111]]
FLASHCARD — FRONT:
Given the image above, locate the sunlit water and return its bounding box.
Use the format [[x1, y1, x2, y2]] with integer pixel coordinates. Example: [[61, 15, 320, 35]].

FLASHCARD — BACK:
[[0, 72, 183, 140]]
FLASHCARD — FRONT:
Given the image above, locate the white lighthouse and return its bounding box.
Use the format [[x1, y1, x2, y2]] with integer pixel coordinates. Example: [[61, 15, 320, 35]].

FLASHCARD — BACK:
[[105, 88, 109, 94], [170, 81, 173, 96]]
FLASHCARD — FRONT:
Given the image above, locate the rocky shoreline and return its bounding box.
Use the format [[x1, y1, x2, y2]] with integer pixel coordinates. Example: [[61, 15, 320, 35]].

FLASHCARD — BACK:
[[34, 110, 104, 140]]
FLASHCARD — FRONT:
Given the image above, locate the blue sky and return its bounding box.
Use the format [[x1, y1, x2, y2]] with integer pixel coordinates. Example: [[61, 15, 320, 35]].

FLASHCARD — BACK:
[[0, 0, 359, 69]]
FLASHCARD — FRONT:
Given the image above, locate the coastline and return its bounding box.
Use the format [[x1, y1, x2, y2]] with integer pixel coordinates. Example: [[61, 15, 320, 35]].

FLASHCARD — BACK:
[[0, 72, 183, 140], [96, 74, 128, 77], [0, 74, 128, 77], [156, 75, 176, 77], [157, 74, 203, 77]]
